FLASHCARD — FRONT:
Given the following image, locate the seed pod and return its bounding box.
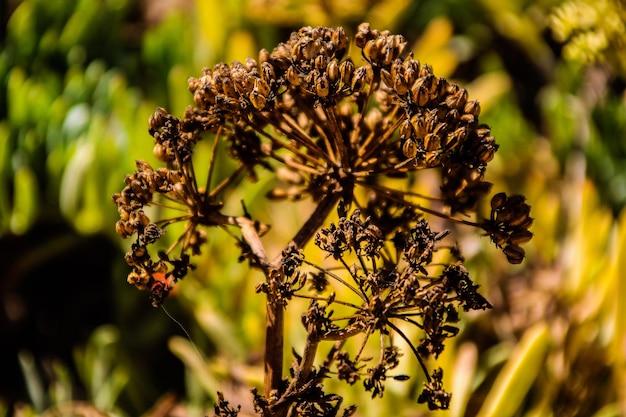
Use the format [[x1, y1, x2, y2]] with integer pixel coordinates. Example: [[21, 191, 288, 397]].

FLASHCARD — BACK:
[[410, 114, 427, 138], [153, 143, 167, 161], [400, 119, 413, 139], [339, 59, 355, 85], [291, 42, 304, 61], [133, 244, 147, 259], [423, 132, 440, 152], [260, 61, 276, 83], [446, 82, 460, 95], [166, 170, 181, 184], [490, 229, 509, 247], [475, 125, 491, 138], [331, 27, 349, 56], [222, 76, 236, 97], [382, 40, 398, 66], [250, 90, 266, 110], [477, 142, 497, 163], [327, 60, 340, 83], [245, 57, 258, 71], [193, 90, 205, 108], [503, 244, 525, 264], [509, 229, 533, 245], [305, 70, 316, 90], [215, 62, 230, 76], [445, 88, 468, 110], [419, 63, 433, 78], [232, 76, 248, 95], [381, 69, 394, 88], [118, 206, 130, 221], [460, 113, 477, 127], [508, 209, 532, 228], [303, 39, 319, 60], [442, 109, 459, 125], [432, 122, 448, 137], [259, 48, 271, 64], [149, 108, 168, 132], [402, 138, 418, 159], [364, 39, 380, 62], [316, 73, 330, 97], [355, 22, 371, 49], [315, 55, 327, 71], [351, 66, 369, 92], [230, 65, 245, 83], [394, 76, 409, 96], [286, 65, 301, 86], [464, 100, 481, 116], [254, 78, 270, 96], [413, 83, 430, 106], [116, 220, 129, 237], [490, 192, 507, 211], [136, 160, 153, 172], [390, 59, 402, 79], [127, 270, 140, 285], [443, 127, 464, 151], [425, 151, 441, 166], [187, 77, 200, 93], [404, 59, 420, 85], [153, 167, 167, 180], [433, 77, 449, 100], [495, 209, 514, 224]]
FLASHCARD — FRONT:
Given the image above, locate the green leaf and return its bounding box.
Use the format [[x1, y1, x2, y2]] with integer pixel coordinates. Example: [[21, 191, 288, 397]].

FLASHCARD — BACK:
[[11, 165, 38, 234]]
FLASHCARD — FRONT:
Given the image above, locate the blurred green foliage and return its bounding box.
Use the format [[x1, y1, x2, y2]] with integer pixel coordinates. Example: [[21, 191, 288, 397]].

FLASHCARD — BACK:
[[2, 0, 626, 416]]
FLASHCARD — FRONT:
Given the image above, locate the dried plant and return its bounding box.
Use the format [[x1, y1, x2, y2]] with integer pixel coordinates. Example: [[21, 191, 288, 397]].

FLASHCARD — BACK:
[[112, 23, 533, 416]]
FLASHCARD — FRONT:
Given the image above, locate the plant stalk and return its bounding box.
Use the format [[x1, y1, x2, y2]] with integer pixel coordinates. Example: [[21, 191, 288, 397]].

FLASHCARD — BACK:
[[264, 192, 341, 400]]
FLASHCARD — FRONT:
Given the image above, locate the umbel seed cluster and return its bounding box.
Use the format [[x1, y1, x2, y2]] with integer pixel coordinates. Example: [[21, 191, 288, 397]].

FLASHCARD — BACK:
[[113, 23, 532, 415]]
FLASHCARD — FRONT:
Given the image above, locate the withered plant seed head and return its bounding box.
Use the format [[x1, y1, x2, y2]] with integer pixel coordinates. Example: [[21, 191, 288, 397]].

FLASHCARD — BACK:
[[113, 23, 533, 413]]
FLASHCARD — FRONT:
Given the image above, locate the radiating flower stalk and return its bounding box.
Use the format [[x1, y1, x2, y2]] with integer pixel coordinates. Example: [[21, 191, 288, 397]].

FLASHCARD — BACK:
[[113, 23, 533, 416]]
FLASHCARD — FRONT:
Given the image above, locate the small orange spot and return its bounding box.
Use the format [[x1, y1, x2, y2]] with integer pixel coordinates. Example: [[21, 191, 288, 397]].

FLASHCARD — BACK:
[[151, 272, 177, 296]]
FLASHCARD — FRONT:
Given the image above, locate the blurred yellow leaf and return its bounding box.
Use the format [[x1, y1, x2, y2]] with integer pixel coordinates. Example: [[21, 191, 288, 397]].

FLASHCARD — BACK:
[[466, 72, 512, 114], [412, 17, 458, 78], [476, 323, 551, 417], [168, 335, 220, 402], [12, 165, 38, 234], [225, 29, 258, 65]]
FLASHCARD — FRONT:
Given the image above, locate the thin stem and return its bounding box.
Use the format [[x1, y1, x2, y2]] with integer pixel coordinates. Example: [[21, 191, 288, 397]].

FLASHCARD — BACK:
[[204, 126, 222, 202], [294, 294, 363, 310], [357, 181, 481, 227], [273, 112, 334, 164], [289, 192, 342, 251], [301, 261, 366, 302], [208, 165, 246, 198], [322, 105, 348, 166], [254, 123, 323, 167], [386, 321, 431, 383], [355, 108, 404, 166], [354, 325, 373, 362], [269, 151, 324, 176]]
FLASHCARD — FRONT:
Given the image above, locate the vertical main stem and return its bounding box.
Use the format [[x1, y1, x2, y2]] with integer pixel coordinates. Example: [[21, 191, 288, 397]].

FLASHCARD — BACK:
[[264, 288, 285, 397], [264, 193, 341, 398]]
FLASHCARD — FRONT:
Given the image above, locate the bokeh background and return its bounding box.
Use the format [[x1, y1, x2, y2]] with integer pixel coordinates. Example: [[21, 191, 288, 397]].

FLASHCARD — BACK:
[[1, 0, 625, 416]]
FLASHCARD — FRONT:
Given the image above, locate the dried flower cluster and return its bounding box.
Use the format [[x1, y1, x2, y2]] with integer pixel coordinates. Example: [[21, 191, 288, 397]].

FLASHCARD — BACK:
[[113, 23, 533, 416]]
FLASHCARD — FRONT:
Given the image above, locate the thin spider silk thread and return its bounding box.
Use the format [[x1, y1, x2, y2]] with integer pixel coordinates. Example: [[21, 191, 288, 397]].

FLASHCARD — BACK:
[[161, 305, 207, 365]]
